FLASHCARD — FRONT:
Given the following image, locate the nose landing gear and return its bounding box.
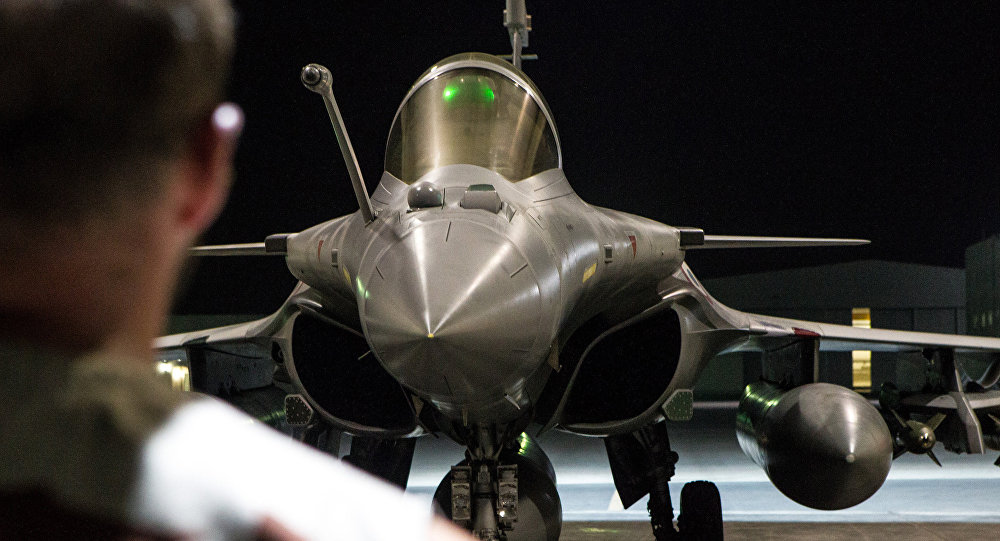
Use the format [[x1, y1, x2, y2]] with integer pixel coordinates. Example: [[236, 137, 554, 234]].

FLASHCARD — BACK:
[[433, 431, 561, 540]]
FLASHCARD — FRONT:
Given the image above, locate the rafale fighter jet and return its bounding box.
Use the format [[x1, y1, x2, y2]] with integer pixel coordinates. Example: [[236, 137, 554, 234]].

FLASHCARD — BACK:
[[157, 3, 1000, 539]]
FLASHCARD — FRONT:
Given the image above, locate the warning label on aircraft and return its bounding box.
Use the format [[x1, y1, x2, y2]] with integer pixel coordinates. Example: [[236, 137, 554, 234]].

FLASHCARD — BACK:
[[625, 231, 637, 259]]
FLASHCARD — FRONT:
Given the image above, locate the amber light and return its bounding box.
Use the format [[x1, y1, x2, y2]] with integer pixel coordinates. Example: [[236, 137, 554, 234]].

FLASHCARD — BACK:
[[851, 308, 872, 392]]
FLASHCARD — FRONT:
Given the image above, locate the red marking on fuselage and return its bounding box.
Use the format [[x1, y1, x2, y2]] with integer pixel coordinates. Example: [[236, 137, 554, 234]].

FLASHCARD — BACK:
[[626, 232, 637, 259], [793, 327, 821, 337], [317, 239, 324, 261]]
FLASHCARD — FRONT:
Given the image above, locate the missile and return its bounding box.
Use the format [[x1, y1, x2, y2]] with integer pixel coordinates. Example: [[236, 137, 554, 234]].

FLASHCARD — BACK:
[[888, 410, 945, 466], [736, 381, 893, 510]]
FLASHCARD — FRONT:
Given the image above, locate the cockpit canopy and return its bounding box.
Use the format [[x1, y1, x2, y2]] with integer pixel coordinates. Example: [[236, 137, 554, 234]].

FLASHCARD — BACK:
[[385, 53, 561, 183]]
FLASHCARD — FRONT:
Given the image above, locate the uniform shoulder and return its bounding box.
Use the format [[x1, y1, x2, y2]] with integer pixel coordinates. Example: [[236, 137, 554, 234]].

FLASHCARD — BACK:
[[0, 343, 185, 523]]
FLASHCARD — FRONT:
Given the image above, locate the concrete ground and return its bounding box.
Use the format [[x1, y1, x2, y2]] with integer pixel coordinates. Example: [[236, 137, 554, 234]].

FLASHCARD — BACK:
[[402, 404, 1000, 539], [560, 521, 998, 540]]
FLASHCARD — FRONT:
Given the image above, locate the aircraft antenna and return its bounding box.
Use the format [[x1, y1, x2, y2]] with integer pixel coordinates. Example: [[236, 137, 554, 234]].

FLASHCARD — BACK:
[[300, 63, 375, 224], [504, 0, 531, 69]]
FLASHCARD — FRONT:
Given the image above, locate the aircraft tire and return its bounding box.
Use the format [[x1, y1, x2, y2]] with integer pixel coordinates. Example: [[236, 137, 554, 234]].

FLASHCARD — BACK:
[[677, 480, 723, 541]]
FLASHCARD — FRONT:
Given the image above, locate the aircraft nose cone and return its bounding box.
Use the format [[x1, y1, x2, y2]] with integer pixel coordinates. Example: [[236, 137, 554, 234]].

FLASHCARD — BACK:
[[360, 220, 545, 404]]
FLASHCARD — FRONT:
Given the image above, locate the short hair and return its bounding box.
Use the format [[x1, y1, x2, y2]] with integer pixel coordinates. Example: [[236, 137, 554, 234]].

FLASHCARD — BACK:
[[0, 0, 235, 228]]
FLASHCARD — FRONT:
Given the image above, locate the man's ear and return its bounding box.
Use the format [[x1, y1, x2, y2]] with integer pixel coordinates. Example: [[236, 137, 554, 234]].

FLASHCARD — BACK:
[[175, 103, 244, 234]]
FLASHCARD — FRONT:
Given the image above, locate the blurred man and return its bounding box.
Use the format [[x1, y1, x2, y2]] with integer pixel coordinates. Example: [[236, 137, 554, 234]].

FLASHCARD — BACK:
[[0, 1, 470, 539]]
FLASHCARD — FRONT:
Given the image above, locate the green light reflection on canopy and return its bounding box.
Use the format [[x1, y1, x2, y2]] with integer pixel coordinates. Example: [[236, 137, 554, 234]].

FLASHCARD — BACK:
[[441, 78, 495, 104]]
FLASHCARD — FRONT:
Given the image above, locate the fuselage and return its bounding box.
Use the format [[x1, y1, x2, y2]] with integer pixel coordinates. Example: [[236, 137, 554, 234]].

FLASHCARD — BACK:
[[286, 164, 685, 425], [284, 53, 687, 427]]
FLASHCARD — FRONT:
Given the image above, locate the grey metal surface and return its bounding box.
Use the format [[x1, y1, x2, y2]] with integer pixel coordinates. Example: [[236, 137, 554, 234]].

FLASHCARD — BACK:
[[692, 236, 869, 250], [362, 216, 545, 409], [503, 0, 530, 69], [736, 382, 893, 510]]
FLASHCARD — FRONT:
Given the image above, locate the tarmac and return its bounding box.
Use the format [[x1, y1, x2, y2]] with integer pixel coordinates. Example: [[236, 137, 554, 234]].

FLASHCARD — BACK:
[[400, 404, 1000, 540], [559, 521, 997, 540]]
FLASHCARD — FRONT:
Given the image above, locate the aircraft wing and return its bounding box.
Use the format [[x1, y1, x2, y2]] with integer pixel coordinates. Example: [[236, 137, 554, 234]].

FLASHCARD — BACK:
[[155, 312, 282, 350], [154, 282, 348, 404], [156, 282, 322, 350], [663, 262, 1000, 355], [738, 312, 1000, 354], [154, 283, 321, 406], [690, 235, 869, 250]]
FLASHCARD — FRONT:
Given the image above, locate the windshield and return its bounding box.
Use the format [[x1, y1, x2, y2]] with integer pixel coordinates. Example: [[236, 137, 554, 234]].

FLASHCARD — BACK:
[[385, 66, 559, 183]]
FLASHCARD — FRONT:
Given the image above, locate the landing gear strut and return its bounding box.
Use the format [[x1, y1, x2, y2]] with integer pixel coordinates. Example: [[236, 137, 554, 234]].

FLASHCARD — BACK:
[[605, 421, 723, 540], [434, 429, 561, 540], [448, 461, 515, 540]]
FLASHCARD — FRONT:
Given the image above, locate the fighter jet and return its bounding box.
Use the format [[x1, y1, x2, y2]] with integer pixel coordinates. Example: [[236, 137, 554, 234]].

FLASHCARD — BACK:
[[157, 3, 1000, 539]]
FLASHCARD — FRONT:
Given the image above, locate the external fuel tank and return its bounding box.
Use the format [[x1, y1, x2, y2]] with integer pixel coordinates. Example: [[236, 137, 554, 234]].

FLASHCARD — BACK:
[[736, 381, 893, 510]]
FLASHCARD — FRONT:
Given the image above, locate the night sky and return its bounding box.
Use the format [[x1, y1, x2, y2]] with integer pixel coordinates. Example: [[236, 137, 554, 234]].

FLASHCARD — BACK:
[[175, 1, 999, 314]]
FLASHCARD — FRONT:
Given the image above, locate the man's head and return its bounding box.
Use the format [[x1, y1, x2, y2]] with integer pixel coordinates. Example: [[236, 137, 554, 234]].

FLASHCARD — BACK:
[[0, 0, 240, 355]]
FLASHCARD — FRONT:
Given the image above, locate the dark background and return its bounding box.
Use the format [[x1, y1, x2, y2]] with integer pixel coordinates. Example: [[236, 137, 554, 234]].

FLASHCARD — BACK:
[[174, 1, 999, 314]]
